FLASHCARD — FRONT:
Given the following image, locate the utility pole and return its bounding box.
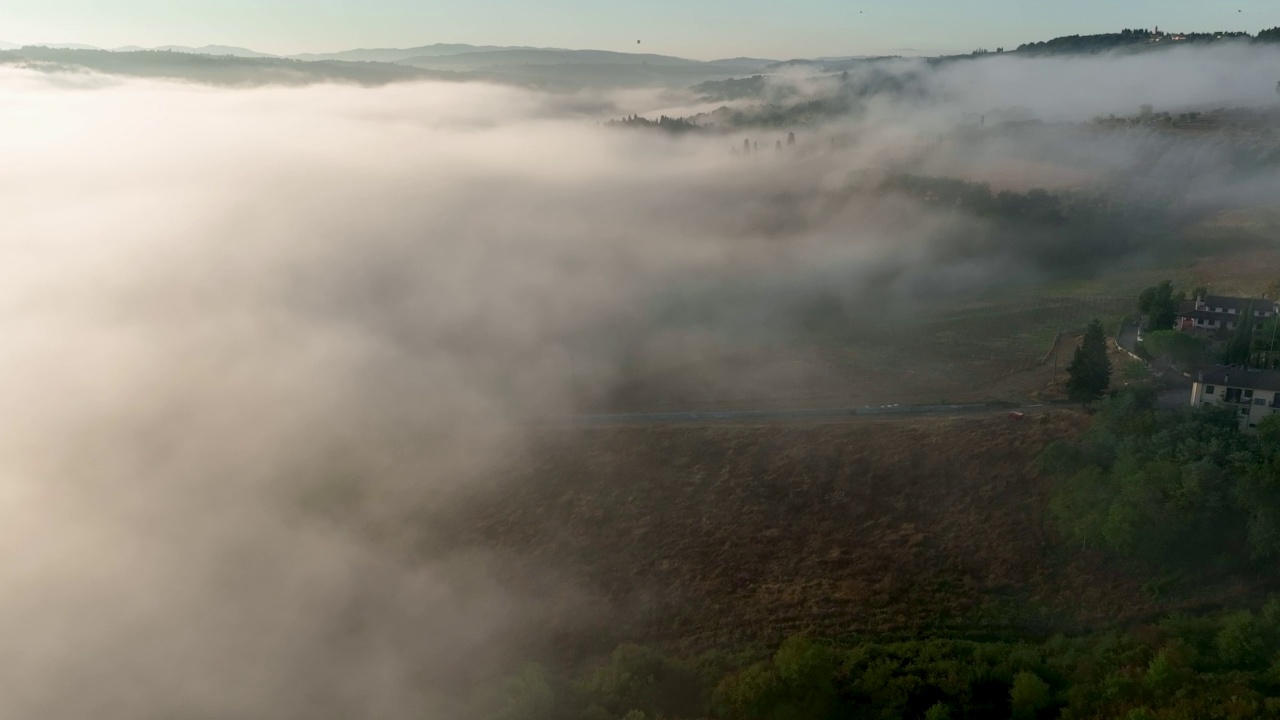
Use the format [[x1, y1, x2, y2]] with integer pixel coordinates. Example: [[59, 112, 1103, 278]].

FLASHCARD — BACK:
[[1052, 327, 1060, 384]]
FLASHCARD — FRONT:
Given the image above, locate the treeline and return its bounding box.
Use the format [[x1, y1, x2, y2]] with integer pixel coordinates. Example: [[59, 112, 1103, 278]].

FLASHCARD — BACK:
[[1040, 389, 1280, 568], [719, 68, 925, 126], [880, 175, 1095, 225], [1016, 28, 1261, 56], [484, 606, 1280, 719], [693, 75, 769, 102], [0, 46, 462, 86], [877, 174, 1166, 277], [605, 115, 702, 134]]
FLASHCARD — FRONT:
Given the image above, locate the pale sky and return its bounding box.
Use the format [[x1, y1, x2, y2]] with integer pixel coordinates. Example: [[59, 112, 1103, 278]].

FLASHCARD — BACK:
[[2, 0, 1278, 60]]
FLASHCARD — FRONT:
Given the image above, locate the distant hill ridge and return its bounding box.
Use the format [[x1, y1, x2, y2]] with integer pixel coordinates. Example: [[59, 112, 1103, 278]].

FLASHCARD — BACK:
[[0, 26, 1276, 89], [1013, 27, 1275, 56], [2, 25, 1276, 68]]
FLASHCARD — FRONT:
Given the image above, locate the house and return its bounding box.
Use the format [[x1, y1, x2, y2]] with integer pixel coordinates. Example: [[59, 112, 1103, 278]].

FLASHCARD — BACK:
[[1177, 295, 1279, 334], [1190, 366, 1280, 430]]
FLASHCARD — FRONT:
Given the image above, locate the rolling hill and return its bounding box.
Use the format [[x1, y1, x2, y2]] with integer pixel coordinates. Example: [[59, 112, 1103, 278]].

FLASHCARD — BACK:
[[0, 47, 466, 86], [288, 43, 521, 62], [395, 48, 774, 87], [400, 48, 707, 69], [113, 44, 274, 58]]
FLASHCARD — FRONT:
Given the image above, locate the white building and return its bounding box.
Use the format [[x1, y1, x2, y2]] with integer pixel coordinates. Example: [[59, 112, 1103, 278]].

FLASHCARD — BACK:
[[1191, 367, 1280, 431], [1178, 295, 1279, 334]]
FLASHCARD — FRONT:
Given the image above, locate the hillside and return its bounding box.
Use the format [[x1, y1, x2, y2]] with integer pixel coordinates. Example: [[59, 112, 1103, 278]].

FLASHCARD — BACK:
[[290, 43, 521, 62], [421, 411, 1268, 657], [113, 44, 273, 58], [397, 48, 755, 87], [0, 46, 467, 86], [400, 48, 699, 69], [1015, 27, 1267, 56], [4, 26, 1278, 90]]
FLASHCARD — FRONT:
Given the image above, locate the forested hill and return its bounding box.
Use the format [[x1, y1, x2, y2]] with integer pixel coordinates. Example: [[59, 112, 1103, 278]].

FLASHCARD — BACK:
[[0, 47, 472, 86], [1014, 27, 1278, 56]]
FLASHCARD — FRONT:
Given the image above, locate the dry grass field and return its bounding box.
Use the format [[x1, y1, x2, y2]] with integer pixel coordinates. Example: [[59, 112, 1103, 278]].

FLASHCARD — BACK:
[[429, 410, 1266, 659]]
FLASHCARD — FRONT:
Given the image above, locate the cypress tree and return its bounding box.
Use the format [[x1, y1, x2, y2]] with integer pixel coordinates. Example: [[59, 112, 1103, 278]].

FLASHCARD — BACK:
[[1066, 319, 1111, 403], [1224, 300, 1256, 365]]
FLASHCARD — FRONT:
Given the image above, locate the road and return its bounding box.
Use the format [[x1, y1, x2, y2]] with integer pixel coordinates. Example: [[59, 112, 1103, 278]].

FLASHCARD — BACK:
[[558, 402, 1063, 426], [1156, 368, 1193, 409], [1116, 316, 1191, 409], [1117, 318, 1141, 357], [547, 318, 1183, 427]]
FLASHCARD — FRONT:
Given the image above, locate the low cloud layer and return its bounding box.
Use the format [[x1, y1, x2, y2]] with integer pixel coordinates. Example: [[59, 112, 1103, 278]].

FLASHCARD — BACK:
[[0, 42, 1278, 718]]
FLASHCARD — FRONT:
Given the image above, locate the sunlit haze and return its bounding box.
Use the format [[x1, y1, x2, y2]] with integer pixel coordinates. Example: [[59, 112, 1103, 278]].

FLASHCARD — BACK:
[[0, 0, 1277, 57], [5, 6, 1280, 720]]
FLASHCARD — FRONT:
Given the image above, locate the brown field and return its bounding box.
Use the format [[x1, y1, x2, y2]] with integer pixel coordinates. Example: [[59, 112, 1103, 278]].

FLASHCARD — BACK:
[[428, 222, 1279, 660], [433, 411, 1261, 659], [597, 295, 1129, 413]]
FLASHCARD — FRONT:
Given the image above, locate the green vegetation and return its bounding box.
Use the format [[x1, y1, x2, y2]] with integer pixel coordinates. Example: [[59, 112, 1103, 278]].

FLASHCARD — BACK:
[[878, 175, 1171, 279], [1136, 281, 1183, 331], [1120, 359, 1150, 382], [484, 606, 1280, 719], [1141, 330, 1207, 366], [1251, 318, 1280, 369], [1016, 28, 1252, 56], [1017, 28, 1161, 55], [693, 75, 770, 102], [485, 396, 1280, 720], [1222, 300, 1258, 365], [1065, 320, 1111, 403], [1041, 390, 1280, 567], [606, 115, 702, 134]]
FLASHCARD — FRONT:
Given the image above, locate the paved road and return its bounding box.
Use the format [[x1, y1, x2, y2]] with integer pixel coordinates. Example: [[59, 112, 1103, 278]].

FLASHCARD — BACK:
[[556, 402, 1064, 426], [1115, 317, 1192, 408], [1156, 368, 1193, 409], [1117, 318, 1141, 357]]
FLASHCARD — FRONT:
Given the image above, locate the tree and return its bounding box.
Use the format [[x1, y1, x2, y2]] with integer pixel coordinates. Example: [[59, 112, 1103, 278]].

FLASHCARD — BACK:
[[1141, 329, 1207, 366], [1215, 611, 1268, 668], [1067, 320, 1111, 403], [923, 703, 952, 720], [1221, 300, 1256, 366], [578, 645, 703, 720], [492, 664, 558, 720], [1009, 671, 1052, 719], [1137, 280, 1183, 330], [713, 636, 836, 720], [1250, 317, 1280, 369]]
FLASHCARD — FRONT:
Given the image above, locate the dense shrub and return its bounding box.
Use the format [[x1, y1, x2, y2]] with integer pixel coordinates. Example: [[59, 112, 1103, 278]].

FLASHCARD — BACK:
[[484, 604, 1280, 719], [1041, 390, 1278, 567]]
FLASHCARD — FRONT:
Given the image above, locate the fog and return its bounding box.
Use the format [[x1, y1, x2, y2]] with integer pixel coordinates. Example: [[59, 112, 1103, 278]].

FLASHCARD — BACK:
[[0, 42, 1278, 718]]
